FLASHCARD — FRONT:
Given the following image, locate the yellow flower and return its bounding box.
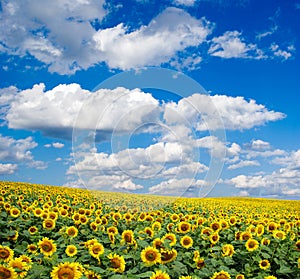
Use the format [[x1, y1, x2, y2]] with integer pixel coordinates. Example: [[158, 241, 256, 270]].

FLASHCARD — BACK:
[[121, 230, 135, 245], [0, 264, 17, 279], [210, 270, 231, 279], [43, 219, 56, 230], [160, 249, 177, 264], [66, 226, 78, 238], [85, 269, 102, 279], [28, 226, 38, 235], [0, 245, 14, 262], [222, 244, 235, 257], [150, 270, 170, 279], [89, 243, 104, 260], [10, 207, 20, 218], [153, 238, 164, 250], [235, 275, 244, 279], [261, 238, 270, 246], [210, 232, 220, 244], [273, 230, 286, 240], [27, 244, 38, 254], [162, 233, 177, 246], [38, 237, 57, 257], [8, 258, 29, 278], [255, 224, 265, 237], [107, 226, 118, 235], [107, 253, 126, 273], [141, 246, 161, 266], [259, 259, 270, 270], [195, 258, 205, 269], [180, 235, 193, 249], [210, 221, 221, 231], [50, 262, 82, 279], [178, 221, 191, 234], [245, 239, 259, 252], [66, 245, 78, 257], [264, 276, 277, 279]]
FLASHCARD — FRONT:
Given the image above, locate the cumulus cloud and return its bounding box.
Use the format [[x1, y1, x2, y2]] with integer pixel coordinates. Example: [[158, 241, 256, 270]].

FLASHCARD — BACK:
[[227, 160, 260, 170], [251, 139, 271, 150], [0, 134, 46, 170], [0, 163, 18, 175], [164, 93, 285, 131], [93, 7, 212, 70], [2, 83, 160, 139], [226, 149, 300, 198], [45, 142, 65, 149]]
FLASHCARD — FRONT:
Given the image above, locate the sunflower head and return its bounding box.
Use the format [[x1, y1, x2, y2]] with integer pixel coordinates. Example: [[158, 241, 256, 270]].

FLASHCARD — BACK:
[[38, 237, 57, 257], [180, 235, 193, 249], [0, 245, 14, 262], [0, 265, 17, 279], [50, 262, 82, 279], [66, 245, 78, 257], [245, 239, 259, 252], [141, 246, 161, 266], [66, 226, 78, 238], [210, 270, 231, 279], [150, 270, 170, 279], [259, 259, 270, 270], [107, 253, 126, 273], [160, 249, 177, 264]]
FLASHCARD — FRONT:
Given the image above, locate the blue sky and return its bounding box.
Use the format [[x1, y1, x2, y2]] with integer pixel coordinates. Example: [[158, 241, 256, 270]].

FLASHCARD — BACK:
[[0, 0, 299, 199]]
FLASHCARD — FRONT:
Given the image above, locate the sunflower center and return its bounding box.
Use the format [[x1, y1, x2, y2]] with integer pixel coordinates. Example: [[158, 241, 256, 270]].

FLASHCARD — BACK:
[[216, 275, 228, 279], [0, 267, 12, 279], [58, 267, 75, 279], [146, 251, 156, 261], [183, 239, 190, 245], [248, 242, 255, 248], [42, 244, 51, 252], [0, 249, 9, 259], [261, 261, 267, 266], [111, 258, 121, 268]]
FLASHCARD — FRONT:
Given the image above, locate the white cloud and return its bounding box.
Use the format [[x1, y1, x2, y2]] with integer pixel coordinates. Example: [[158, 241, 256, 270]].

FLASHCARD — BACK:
[[53, 142, 65, 148], [93, 7, 212, 70], [173, 0, 196, 7], [227, 160, 260, 170], [251, 139, 270, 150], [208, 31, 259, 59], [164, 93, 285, 131], [3, 83, 160, 139], [0, 163, 18, 175], [0, 134, 46, 169], [270, 43, 293, 61]]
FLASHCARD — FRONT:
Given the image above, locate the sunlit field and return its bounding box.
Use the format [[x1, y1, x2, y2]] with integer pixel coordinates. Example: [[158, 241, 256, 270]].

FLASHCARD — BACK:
[[0, 181, 299, 279]]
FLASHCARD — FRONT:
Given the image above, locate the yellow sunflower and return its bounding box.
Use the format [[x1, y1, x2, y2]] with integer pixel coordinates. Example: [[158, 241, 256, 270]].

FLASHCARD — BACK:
[[210, 270, 231, 279], [160, 249, 177, 264], [255, 224, 265, 237], [264, 276, 277, 279], [153, 238, 164, 250], [261, 238, 270, 246], [141, 246, 161, 266], [222, 244, 235, 257], [235, 275, 245, 279], [66, 245, 78, 257], [259, 259, 270, 270], [107, 253, 126, 273], [8, 258, 29, 278], [107, 226, 118, 235], [195, 258, 205, 269], [50, 262, 82, 279], [121, 230, 135, 245], [273, 230, 286, 240], [27, 244, 38, 254], [150, 270, 170, 279], [210, 232, 220, 245], [66, 226, 78, 238], [38, 237, 57, 257], [162, 233, 177, 247], [178, 221, 191, 234], [180, 235, 193, 249], [89, 243, 105, 260], [0, 245, 14, 262], [43, 219, 56, 230], [245, 239, 259, 252], [85, 269, 102, 279], [0, 264, 17, 279], [10, 208, 20, 218], [28, 226, 38, 235]]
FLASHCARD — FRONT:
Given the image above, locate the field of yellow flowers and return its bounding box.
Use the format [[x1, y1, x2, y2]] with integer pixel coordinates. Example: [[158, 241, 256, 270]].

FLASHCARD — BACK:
[[0, 181, 299, 279]]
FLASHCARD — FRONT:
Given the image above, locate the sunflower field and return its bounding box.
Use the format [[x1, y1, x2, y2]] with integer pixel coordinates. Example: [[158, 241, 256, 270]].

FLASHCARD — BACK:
[[0, 181, 299, 279]]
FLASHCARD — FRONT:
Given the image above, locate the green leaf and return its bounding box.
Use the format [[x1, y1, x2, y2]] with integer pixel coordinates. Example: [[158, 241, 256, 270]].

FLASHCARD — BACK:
[[137, 271, 154, 278]]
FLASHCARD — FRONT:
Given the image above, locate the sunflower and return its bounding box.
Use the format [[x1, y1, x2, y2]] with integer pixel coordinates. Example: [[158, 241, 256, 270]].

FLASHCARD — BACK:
[[113, 212, 122, 222], [210, 221, 221, 231], [38, 237, 57, 257], [27, 244, 38, 254], [160, 249, 177, 264], [90, 222, 98, 232], [261, 238, 270, 246], [210, 270, 231, 279], [296, 240, 300, 251], [229, 216, 237, 226], [245, 239, 259, 252], [162, 233, 177, 246], [273, 230, 286, 240], [150, 270, 170, 279], [85, 269, 102, 279], [141, 246, 161, 266], [66, 245, 78, 257], [8, 258, 29, 278], [121, 230, 135, 245], [195, 258, 205, 269], [180, 235, 193, 249], [66, 226, 78, 238], [171, 213, 180, 222], [0, 264, 17, 279], [144, 227, 154, 238], [179, 276, 193, 279], [107, 253, 126, 273], [264, 276, 277, 279], [50, 262, 82, 279], [222, 244, 235, 257], [193, 251, 200, 262], [89, 243, 104, 260], [107, 226, 118, 235], [43, 219, 56, 230], [178, 221, 191, 234], [240, 231, 252, 241], [255, 224, 265, 237], [153, 238, 164, 250], [201, 227, 213, 238], [152, 221, 162, 231], [210, 232, 220, 244], [259, 259, 270, 270], [0, 245, 14, 262], [18, 255, 32, 266], [28, 226, 38, 235], [267, 222, 277, 232], [235, 275, 245, 279], [10, 207, 20, 218], [33, 208, 43, 217], [8, 231, 18, 241], [79, 215, 89, 225]]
